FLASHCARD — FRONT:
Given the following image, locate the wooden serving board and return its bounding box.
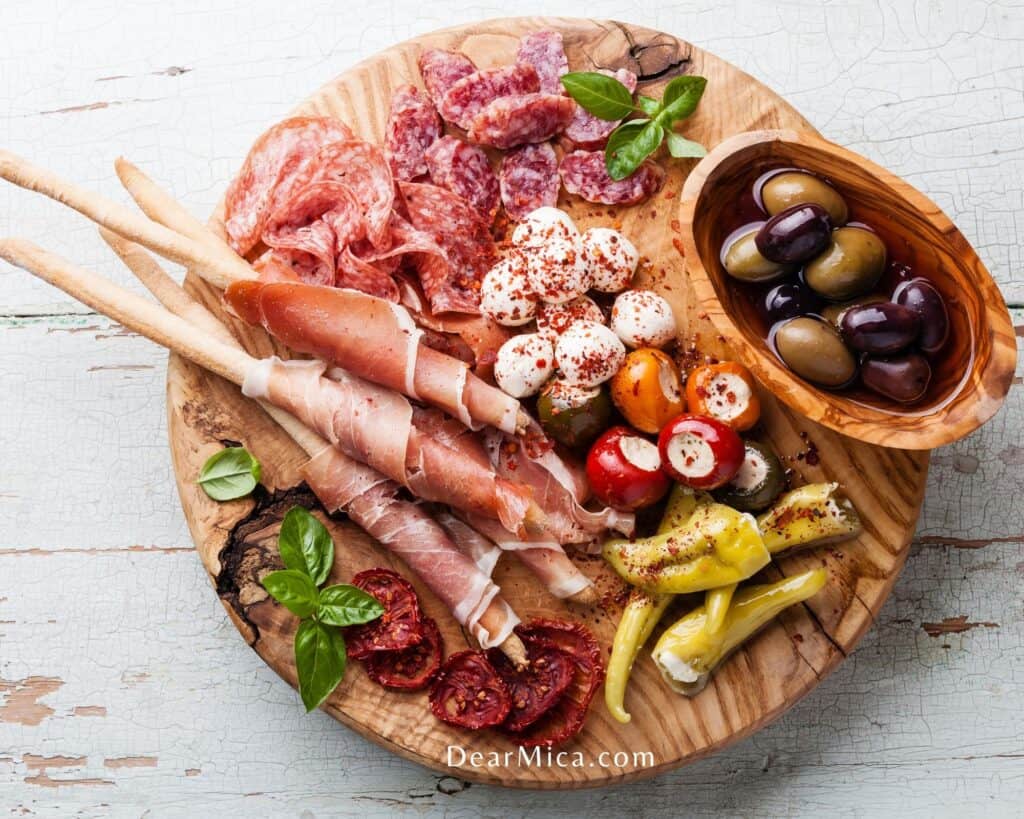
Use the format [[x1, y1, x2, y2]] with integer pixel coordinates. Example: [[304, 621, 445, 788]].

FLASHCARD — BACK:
[[166, 17, 929, 788]]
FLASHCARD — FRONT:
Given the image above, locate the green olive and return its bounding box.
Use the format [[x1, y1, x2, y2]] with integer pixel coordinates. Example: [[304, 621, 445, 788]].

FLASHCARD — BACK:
[[537, 382, 612, 448], [762, 171, 848, 225], [819, 292, 887, 328], [722, 228, 790, 282], [713, 441, 785, 512], [774, 316, 857, 388], [804, 227, 886, 301]]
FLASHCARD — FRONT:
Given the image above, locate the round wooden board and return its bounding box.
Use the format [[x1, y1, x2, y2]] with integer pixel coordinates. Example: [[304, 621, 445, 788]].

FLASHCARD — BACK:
[[166, 17, 929, 788]]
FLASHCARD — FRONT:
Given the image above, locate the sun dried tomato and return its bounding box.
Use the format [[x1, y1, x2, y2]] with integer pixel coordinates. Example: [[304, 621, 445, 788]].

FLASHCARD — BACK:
[[345, 568, 424, 660], [364, 617, 443, 691], [429, 650, 511, 729], [489, 644, 575, 732]]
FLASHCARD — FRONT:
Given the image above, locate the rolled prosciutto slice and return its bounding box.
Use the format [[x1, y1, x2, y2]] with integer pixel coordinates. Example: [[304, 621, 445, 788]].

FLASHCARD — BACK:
[[241, 356, 539, 534], [225, 279, 526, 434], [302, 445, 519, 649]]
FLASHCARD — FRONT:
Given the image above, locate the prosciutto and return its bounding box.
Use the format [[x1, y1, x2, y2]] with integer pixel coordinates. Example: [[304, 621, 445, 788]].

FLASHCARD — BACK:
[[225, 280, 524, 433], [302, 446, 518, 648], [241, 356, 537, 533]]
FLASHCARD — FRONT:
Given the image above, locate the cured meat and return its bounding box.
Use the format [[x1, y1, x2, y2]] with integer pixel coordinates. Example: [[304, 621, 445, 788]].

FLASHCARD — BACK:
[[241, 356, 537, 533], [563, 68, 639, 150], [301, 446, 519, 649], [399, 181, 498, 314], [334, 247, 400, 301], [224, 116, 354, 255], [418, 48, 476, 110], [384, 85, 443, 181], [435, 511, 502, 578], [439, 63, 540, 130], [467, 93, 576, 150], [430, 650, 511, 729], [424, 136, 500, 220], [515, 31, 569, 95], [499, 142, 560, 221], [559, 150, 665, 205], [225, 280, 524, 433]]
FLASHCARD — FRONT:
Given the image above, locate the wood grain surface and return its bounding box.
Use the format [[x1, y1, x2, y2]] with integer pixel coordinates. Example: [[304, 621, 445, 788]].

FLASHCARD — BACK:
[[164, 17, 927, 787]]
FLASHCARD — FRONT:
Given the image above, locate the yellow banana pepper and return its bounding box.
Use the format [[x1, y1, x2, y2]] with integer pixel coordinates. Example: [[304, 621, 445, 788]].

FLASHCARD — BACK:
[[757, 483, 861, 554]]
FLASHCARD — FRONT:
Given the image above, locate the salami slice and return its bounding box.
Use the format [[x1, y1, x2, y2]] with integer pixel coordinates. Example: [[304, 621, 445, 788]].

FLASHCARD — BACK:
[[499, 142, 559, 221], [253, 247, 327, 285], [384, 85, 442, 181], [467, 93, 575, 150], [224, 116, 354, 255], [418, 48, 476, 109], [399, 181, 498, 314], [563, 68, 638, 150], [439, 63, 540, 130], [424, 135, 500, 220], [515, 30, 569, 95], [335, 247, 400, 302], [559, 150, 665, 205]]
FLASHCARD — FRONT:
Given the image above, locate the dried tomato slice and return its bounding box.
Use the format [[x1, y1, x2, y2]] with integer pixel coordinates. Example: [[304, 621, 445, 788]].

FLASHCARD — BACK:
[[489, 645, 575, 732], [345, 568, 424, 660], [508, 619, 606, 747], [365, 617, 443, 691], [429, 650, 511, 729]]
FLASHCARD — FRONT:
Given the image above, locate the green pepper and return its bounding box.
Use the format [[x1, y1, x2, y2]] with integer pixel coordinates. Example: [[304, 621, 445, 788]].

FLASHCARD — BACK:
[[757, 482, 861, 554], [603, 502, 770, 594], [652, 567, 828, 695], [713, 440, 786, 513], [537, 383, 612, 448]]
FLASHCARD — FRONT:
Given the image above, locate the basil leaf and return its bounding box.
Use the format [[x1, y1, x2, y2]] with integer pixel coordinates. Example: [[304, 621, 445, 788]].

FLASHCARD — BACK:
[[604, 119, 649, 156], [658, 76, 707, 124], [262, 569, 319, 618], [638, 95, 661, 117], [279, 507, 334, 586], [294, 619, 347, 712], [666, 131, 708, 158], [605, 119, 665, 181], [560, 71, 636, 121], [317, 584, 384, 627], [197, 447, 261, 501]]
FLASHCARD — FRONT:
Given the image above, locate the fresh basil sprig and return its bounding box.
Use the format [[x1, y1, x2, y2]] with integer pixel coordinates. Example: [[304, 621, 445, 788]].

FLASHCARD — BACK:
[[561, 72, 708, 181], [197, 446, 261, 501], [261, 507, 384, 712]]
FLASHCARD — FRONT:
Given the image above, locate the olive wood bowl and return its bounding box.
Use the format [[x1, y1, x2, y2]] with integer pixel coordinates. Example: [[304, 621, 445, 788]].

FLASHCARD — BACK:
[[679, 129, 1017, 450]]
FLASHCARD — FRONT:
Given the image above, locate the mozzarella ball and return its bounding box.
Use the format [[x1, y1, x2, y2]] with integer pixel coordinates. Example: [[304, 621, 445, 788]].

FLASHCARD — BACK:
[[610, 290, 677, 348], [480, 252, 536, 327], [511, 207, 592, 304], [511, 207, 577, 249], [494, 333, 555, 398], [555, 321, 626, 388], [536, 295, 605, 340], [581, 227, 640, 293]]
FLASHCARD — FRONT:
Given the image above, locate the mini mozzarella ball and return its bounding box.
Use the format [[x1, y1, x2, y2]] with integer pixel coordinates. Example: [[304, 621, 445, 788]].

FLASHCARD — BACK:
[[536, 295, 605, 340], [511, 207, 577, 249], [511, 207, 591, 304], [555, 321, 626, 388], [494, 333, 555, 398], [581, 227, 640, 293], [610, 290, 677, 349], [480, 252, 536, 327]]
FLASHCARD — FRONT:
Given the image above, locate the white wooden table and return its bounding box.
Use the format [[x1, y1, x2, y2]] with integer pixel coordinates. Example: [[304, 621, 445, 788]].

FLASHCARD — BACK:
[[1, 1, 1022, 816]]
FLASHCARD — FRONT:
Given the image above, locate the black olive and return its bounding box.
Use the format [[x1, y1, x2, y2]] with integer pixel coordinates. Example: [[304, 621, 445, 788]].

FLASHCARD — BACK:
[[839, 302, 921, 354], [755, 203, 832, 264], [893, 277, 949, 354], [861, 352, 931, 403], [764, 282, 821, 324]]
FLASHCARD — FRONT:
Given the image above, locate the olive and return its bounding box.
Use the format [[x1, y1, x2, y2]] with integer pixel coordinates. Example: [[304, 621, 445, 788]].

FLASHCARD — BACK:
[[713, 440, 786, 512], [722, 227, 790, 282], [861, 352, 931, 403], [893, 277, 949, 354], [761, 171, 849, 225], [537, 381, 612, 448], [764, 282, 821, 324], [839, 302, 920, 354], [755, 204, 832, 264], [774, 316, 858, 388], [804, 227, 887, 301], [819, 293, 887, 328]]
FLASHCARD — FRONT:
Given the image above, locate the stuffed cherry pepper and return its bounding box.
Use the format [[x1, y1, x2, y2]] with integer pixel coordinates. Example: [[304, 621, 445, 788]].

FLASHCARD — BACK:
[[586, 426, 670, 511], [658, 414, 745, 490], [684, 362, 760, 432]]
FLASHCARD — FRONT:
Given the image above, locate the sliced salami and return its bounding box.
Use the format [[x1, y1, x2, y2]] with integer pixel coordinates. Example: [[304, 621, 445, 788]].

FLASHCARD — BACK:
[[335, 247, 401, 302], [499, 142, 559, 221], [515, 31, 569, 95], [424, 135, 499, 220], [224, 116, 354, 255], [254, 247, 331, 286], [418, 48, 476, 109], [467, 93, 575, 150], [384, 85, 442, 181], [563, 68, 638, 150], [559, 150, 665, 205], [398, 181, 498, 314], [439, 62, 540, 130]]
